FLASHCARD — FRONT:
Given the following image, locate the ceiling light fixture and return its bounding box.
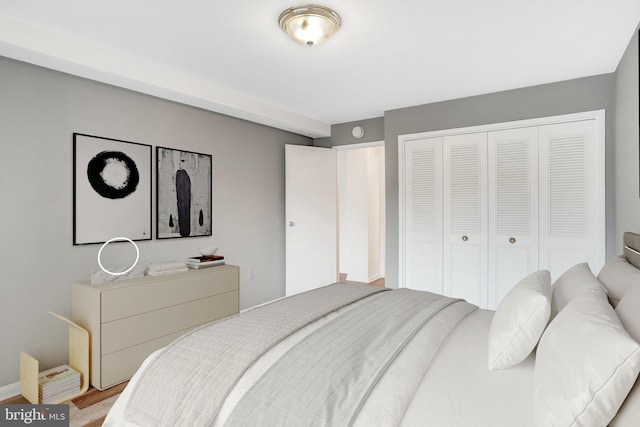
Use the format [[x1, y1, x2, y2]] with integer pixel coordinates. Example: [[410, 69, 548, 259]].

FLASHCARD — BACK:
[[278, 4, 341, 47]]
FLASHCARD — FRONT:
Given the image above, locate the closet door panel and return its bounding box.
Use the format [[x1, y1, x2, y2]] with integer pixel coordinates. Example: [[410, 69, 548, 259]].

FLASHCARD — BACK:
[[538, 119, 602, 281], [399, 111, 604, 308], [443, 133, 488, 307], [493, 246, 532, 304], [448, 243, 483, 306], [487, 127, 538, 309], [403, 137, 443, 293]]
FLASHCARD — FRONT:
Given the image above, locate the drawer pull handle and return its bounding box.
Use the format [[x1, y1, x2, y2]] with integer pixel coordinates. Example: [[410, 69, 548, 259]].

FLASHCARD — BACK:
[[462, 235, 468, 242], [509, 237, 516, 244]]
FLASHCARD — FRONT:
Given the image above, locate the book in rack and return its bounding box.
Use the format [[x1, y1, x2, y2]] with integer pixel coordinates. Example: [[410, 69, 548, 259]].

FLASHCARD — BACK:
[[20, 312, 89, 404], [38, 364, 81, 404]]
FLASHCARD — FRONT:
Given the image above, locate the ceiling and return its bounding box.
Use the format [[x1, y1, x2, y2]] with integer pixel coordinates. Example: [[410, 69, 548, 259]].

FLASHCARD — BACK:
[[0, 1, 639, 138]]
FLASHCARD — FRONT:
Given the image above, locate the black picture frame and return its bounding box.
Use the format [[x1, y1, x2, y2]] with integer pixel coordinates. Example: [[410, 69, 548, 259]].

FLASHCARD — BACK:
[[156, 146, 213, 239], [73, 133, 152, 245]]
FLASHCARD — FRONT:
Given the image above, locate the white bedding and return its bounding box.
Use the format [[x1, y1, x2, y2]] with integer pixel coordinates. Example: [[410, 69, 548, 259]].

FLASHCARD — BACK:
[[105, 297, 370, 427], [105, 237, 640, 427], [402, 309, 534, 427], [223, 290, 471, 426], [105, 300, 350, 426], [105, 286, 534, 427]]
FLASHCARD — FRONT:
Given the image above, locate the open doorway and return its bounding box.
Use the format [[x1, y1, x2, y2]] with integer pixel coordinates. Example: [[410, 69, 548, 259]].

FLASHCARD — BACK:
[[336, 142, 385, 286]]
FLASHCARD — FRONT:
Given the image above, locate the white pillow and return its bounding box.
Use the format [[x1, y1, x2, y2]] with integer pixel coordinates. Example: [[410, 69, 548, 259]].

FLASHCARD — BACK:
[[598, 255, 640, 307], [487, 270, 551, 370], [610, 285, 640, 426], [550, 262, 607, 319], [535, 295, 640, 427], [616, 285, 640, 343]]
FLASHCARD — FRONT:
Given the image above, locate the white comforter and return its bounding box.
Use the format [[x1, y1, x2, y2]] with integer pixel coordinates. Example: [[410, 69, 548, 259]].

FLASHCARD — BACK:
[[401, 309, 535, 427], [105, 285, 535, 427]]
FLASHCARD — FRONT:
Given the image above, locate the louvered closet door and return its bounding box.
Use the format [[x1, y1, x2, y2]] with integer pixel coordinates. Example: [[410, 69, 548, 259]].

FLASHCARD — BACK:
[[538, 120, 602, 280], [443, 133, 488, 308], [487, 127, 538, 310], [403, 137, 443, 293]]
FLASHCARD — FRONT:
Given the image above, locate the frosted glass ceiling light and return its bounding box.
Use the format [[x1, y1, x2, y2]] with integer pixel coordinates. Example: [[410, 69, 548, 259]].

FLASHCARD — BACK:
[[279, 5, 341, 46]]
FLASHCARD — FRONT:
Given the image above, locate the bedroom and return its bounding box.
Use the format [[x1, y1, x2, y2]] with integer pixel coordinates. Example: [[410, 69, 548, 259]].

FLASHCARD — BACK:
[[0, 1, 639, 424]]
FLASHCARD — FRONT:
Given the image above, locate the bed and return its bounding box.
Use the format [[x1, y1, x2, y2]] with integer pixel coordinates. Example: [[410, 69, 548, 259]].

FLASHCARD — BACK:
[[104, 232, 640, 427]]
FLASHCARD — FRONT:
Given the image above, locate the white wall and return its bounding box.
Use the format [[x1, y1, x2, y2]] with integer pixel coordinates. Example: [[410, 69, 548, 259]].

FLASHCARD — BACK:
[[339, 149, 369, 282], [0, 57, 310, 388], [615, 26, 640, 248], [338, 145, 385, 282]]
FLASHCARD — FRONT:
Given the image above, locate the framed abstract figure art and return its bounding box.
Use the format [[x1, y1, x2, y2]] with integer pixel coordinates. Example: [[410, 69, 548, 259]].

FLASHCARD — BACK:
[[156, 147, 212, 239], [73, 133, 152, 245]]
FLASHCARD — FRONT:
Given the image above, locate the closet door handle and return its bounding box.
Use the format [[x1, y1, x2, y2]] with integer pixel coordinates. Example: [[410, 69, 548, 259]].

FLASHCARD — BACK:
[[461, 235, 468, 242], [509, 237, 516, 244]]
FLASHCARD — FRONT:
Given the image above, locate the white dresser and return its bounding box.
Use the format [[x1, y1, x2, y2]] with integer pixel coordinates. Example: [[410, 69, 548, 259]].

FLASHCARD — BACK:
[[71, 265, 239, 390]]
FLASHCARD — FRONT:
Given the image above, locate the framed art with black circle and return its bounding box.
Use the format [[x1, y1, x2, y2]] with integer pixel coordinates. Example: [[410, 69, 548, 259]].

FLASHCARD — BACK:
[[73, 133, 152, 245]]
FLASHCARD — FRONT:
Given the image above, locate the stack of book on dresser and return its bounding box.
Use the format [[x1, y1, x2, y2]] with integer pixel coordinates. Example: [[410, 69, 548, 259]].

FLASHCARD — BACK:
[[186, 255, 225, 269], [147, 261, 189, 276], [38, 364, 81, 404]]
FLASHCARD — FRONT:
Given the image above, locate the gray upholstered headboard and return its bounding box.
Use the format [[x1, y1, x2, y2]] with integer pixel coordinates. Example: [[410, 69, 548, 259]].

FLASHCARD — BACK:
[[623, 232, 640, 269]]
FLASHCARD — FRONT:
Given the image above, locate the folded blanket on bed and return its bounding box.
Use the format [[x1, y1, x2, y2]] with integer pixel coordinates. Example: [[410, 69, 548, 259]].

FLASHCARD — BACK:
[[124, 282, 388, 427], [224, 289, 469, 427]]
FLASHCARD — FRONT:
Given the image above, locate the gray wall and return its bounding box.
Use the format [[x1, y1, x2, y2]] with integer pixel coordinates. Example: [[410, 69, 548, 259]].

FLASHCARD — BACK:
[[318, 74, 618, 289], [385, 75, 617, 288], [315, 117, 385, 147], [615, 26, 640, 244], [0, 57, 310, 387]]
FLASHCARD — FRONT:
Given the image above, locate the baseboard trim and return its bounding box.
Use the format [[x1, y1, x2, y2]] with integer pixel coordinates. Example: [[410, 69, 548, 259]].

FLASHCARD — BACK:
[[0, 381, 20, 402], [368, 274, 382, 283]]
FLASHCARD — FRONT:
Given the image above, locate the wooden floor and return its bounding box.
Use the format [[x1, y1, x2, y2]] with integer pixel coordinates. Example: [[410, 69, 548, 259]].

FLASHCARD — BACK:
[[1, 382, 127, 427]]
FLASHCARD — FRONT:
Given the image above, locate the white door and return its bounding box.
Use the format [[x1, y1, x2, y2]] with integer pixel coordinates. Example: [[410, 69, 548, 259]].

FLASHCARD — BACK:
[[285, 145, 338, 295], [487, 127, 538, 309], [538, 119, 604, 280], [443, 133, 488, 307], [401, 137, 443, 294]]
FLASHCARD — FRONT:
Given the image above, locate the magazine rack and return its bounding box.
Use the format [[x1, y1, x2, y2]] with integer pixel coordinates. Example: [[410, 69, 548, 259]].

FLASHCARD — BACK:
[[20, 311, 90, 404]]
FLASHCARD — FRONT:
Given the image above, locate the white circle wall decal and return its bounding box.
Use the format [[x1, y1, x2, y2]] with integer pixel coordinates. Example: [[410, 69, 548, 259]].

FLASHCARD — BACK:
[[97, 236, 140, 276]]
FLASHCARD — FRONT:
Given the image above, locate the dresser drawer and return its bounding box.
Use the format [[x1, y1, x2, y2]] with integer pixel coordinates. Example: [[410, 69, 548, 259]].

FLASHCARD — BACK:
[[101, 290, 238, 354], [71, 264, 240, 390], [100, 333, 182, 388], [101, 266, 238, 322]]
